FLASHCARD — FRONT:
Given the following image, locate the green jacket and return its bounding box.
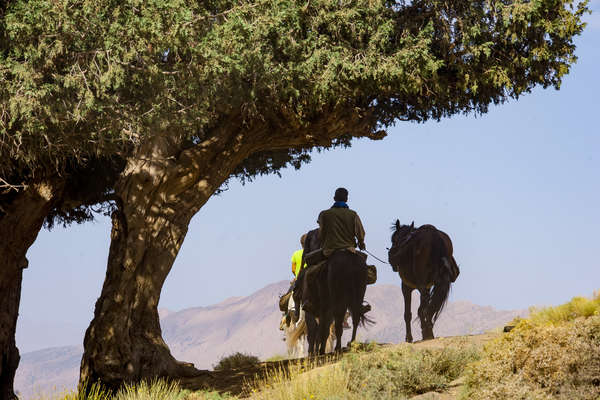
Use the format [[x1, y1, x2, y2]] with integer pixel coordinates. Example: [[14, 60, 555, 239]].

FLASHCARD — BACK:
[[318, 206, 365, 255]]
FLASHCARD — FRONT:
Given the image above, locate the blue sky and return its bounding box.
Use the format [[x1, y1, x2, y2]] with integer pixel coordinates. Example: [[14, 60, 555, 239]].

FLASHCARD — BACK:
[[17, 5, 600, 353]]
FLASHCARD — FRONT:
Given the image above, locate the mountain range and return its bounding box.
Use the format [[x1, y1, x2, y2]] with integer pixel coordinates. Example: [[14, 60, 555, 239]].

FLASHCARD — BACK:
[[15, 281, 526, 399]]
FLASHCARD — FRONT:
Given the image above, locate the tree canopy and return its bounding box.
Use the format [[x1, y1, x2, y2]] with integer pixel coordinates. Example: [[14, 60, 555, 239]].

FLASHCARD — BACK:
[[0, 0, 590, 395], [1, 0, 589, 187]]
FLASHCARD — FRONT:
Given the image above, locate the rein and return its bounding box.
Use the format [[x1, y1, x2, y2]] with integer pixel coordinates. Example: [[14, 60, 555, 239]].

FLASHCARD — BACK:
[[364, 249, 390, 265]]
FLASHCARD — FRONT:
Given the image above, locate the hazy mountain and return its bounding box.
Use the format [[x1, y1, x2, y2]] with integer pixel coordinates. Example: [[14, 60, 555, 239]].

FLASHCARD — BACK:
[[15, 281, 526, 399], [15, 346, 82, 399]]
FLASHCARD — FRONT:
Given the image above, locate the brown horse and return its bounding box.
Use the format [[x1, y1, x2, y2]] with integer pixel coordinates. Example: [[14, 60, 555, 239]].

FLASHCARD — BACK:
[[388, 220, 459, 342]]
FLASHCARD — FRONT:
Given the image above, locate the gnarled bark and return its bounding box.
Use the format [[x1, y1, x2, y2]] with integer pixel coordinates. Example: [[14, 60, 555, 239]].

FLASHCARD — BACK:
[[80, 133, 253, 391], [80, 111, 379, 390], [0, 181, 64, 399]]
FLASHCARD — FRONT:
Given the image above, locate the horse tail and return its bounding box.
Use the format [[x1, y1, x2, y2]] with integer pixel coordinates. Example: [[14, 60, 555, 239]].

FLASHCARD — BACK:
[[429, 280, 450, 323], [428, 234, 453, 322], [359, 310, 375, 327]]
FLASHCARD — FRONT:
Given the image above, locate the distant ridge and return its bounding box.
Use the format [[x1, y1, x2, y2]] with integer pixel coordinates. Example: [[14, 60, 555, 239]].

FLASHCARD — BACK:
[[15, 281, 526, 399]]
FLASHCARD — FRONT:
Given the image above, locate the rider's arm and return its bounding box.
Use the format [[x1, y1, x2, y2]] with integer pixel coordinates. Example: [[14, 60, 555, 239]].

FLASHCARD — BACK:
[[317, 211, 324, 241], [355, 213, 366, 250], [291, 261, 297, 276]]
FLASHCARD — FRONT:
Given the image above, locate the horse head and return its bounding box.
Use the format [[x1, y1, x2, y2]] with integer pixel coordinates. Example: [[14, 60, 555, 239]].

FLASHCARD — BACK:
[[391, 219, 414, 247], [388, 219, 415, 269]]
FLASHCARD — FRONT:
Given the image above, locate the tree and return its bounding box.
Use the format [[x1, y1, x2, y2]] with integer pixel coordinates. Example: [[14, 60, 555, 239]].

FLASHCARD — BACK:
[[0, 0, 588, 395]]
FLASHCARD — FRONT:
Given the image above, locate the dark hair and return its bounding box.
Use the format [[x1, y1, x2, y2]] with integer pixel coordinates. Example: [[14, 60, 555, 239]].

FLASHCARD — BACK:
[[334, 187, 348, 202]]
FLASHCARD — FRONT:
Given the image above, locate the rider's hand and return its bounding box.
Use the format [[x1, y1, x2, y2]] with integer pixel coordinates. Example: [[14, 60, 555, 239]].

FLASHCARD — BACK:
[[358, 242, 366, 251]]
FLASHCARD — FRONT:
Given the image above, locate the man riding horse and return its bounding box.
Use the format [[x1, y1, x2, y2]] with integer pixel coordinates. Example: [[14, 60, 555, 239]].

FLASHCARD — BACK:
[[318, 187, 366, 256], [296, 188, 370, 315]]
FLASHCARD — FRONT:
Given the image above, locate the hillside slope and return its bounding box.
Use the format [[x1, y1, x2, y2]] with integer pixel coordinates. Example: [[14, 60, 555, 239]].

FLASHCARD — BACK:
[[15, 281, 525, 399]]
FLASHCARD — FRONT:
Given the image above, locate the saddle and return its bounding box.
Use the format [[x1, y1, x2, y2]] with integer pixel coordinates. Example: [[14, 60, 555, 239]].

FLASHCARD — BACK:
[[279, 291, 292, 312]]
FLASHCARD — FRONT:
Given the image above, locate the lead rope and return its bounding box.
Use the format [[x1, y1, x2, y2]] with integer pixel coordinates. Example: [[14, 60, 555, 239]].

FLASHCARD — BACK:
[[364, 249, 390, 265]]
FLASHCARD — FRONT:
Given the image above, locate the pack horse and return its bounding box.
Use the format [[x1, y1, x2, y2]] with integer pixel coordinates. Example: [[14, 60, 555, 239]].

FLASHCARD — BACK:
[[388, 220, 460, 342]]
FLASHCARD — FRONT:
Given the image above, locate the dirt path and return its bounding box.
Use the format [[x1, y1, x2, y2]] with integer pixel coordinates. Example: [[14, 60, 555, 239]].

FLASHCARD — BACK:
[[178, 333, 499, 398]]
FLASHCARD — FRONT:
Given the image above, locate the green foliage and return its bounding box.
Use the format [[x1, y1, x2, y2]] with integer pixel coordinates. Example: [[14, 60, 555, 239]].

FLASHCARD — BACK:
[[0, 0, 589, 184], [463, 294, 600, 399], [213, 352, 261, 371]]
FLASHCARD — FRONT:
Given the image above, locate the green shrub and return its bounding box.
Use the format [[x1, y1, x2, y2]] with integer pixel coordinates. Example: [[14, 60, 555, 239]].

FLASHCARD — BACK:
[[528, 292, 600, 325], [344, 344, 480, 399], [213, 352, 261, 371]]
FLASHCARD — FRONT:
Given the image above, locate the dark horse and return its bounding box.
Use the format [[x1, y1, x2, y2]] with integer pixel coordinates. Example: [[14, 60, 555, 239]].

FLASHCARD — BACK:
[[294, 229, 372, 354], [314, 250, 372, 354], [293, 228, 321, 354], [388, 220, 459, 342]]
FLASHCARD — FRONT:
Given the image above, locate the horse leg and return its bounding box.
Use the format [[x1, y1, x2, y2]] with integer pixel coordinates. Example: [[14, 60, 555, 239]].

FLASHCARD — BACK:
[[402, 282, 414, 343], [418, 288, 434, 340], [318, 314, 332, 355], [297, 333, 305, 357], [348, 309, 360, 349], [333, 306, 345, 352], [285, 326, 294, 356], [306, 314, 317, 356]]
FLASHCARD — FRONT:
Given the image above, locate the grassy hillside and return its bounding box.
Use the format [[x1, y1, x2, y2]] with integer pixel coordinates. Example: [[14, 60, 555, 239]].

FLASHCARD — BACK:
[[17, 281, 526, 398], [463, 293, 600, 400], [30, 293, 599, 400]]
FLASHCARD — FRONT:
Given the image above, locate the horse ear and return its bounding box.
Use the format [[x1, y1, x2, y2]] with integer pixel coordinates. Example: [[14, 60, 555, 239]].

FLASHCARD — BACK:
[[395, 219, 400, 230], [410, 221, 414, 229]]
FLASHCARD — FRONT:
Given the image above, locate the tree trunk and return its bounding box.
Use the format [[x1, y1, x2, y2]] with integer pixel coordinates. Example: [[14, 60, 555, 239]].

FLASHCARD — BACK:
[[0, 182, 64, 399], [80, 112, 380, 391], [80, 134, 251, 391]]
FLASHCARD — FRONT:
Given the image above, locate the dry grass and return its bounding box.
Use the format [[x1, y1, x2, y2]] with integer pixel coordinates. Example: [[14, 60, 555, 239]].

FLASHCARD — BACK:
[[343, 342, 480, 399], [248, 357, 356, 400], [113, 380, 190, 400], [29, 380, 232, 400], [462, 293, 600, 400], [184, 390, 237, 400], [245, 342, 479, 400], [527, 292, 600, 325], [30, 381, 111, 400]]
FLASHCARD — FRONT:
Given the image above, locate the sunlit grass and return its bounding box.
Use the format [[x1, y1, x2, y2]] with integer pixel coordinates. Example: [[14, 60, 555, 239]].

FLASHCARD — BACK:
[[343, 343, 480, 399], [527, 291, 600, 325], [245, 342, 479, 400], [113, 379, 189, 400], [30, 381, 110, 400], [248, 356, 356, 400]]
